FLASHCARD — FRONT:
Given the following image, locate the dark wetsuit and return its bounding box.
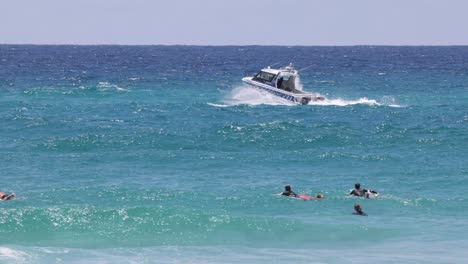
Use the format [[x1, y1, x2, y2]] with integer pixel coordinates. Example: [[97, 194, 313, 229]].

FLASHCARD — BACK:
[[350, 188, 365, 197], [281, 191, 297, 197], [353, 210, 368, 216], [350, 188, 377, 198]]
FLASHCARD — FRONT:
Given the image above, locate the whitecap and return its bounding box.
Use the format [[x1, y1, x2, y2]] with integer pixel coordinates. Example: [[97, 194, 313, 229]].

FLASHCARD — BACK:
[[96, 82, 128, 92], [207, 103, 229, 108], [0, 247, 29, 262]]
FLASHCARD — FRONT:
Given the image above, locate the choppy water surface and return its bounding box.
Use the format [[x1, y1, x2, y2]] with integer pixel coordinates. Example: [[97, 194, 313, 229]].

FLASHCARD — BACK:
[[0, 45, 467, 263]]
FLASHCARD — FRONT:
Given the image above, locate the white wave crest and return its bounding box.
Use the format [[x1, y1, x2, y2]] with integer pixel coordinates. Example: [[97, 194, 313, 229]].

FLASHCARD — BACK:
[[0, 247, 29, 262], [96, 82, 128, 92]]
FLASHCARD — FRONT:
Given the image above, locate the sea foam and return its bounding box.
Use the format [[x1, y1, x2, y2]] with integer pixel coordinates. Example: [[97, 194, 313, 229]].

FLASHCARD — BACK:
[[215, 85, 402, 107]]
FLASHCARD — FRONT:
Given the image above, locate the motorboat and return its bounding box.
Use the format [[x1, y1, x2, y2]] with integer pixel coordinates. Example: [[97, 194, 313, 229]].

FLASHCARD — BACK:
[[242, 63, 324, 105]]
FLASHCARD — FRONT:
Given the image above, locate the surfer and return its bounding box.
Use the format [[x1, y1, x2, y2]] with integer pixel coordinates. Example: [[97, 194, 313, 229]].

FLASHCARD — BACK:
[[279, 184, 297, 197], [353, 203, 367, 216], [350, 183, 378, 198], [0, 192, 15, 201]]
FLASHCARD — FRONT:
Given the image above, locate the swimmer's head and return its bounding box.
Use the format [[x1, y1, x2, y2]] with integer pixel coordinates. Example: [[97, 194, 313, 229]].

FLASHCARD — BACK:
[[316, 194, 324, 199], [354, 203, 361, 211], [355, 183, 361, 189], [284, 185, 291, 191]]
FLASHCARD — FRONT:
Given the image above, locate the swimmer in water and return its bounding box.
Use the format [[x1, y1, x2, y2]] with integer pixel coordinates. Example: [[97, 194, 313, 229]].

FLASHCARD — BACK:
[[353, 203, 367, 216], [350, 183, 378, 198], [0, 192, 15, 201], [311, 193, 324, 200], [279, 184, 297, 197]]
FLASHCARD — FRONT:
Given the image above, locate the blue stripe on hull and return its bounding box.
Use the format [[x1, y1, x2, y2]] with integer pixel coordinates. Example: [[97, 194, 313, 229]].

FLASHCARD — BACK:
[[246, 83, 298, 104]]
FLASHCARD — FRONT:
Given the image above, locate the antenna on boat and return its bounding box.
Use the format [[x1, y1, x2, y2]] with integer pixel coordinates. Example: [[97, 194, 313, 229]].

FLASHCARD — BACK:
[[267, 62, 281, 68], [298, 65, 314, 72]]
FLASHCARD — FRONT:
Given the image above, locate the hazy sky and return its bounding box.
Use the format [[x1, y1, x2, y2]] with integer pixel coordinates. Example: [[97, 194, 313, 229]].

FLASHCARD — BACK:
[[1, 0, 467, 45]]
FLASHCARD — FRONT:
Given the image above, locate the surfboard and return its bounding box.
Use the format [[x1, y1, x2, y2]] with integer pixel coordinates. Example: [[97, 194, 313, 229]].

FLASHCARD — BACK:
[[274, 193, 314, 200], [297, 194, 312, 200]]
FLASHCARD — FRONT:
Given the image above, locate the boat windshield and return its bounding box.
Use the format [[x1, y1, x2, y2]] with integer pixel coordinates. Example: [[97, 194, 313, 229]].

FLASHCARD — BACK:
[[252, 71, 276, 83]]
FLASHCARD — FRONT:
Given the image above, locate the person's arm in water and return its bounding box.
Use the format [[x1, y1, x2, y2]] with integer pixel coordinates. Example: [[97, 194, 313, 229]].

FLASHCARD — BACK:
[[363, 189, 378, 194], [0, 193, 15, 201], [280, 191, 298, 197]]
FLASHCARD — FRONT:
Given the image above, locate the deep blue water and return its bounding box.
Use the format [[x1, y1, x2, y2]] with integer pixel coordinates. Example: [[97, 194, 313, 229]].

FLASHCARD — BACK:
[[0, 45, 467, 263]]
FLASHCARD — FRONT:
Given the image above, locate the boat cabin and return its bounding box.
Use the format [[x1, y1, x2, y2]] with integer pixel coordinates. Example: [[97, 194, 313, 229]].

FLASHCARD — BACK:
[[251, 65, 298, 92]]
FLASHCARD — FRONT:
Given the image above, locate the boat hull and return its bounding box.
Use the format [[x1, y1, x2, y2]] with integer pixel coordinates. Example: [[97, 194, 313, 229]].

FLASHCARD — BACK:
[[242, 77, 318, 105]]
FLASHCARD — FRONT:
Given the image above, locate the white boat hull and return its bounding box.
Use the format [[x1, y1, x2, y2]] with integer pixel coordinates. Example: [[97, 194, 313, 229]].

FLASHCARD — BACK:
[[242, 77, 321, 105]]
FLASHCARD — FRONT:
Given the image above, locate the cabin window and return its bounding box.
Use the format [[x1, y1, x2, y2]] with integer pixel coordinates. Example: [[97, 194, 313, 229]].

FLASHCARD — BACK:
[[277, 75, 295, 90], [253, 71, 275, 82]]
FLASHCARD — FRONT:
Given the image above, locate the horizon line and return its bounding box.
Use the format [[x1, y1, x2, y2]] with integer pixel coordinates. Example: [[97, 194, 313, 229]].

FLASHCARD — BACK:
[[2, 43, 468, 47]]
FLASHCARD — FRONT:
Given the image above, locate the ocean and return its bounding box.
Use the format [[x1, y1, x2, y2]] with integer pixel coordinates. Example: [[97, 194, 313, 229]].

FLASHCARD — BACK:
[[0, 45, 467, 263]]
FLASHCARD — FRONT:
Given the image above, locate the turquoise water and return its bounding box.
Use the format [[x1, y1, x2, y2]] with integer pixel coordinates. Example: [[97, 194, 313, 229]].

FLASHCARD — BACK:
[[0, 45, 467, 263]]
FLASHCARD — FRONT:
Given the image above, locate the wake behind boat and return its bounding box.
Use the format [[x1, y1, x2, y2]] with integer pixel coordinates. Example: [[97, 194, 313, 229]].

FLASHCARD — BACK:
[[242, 63, 324, 105]]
